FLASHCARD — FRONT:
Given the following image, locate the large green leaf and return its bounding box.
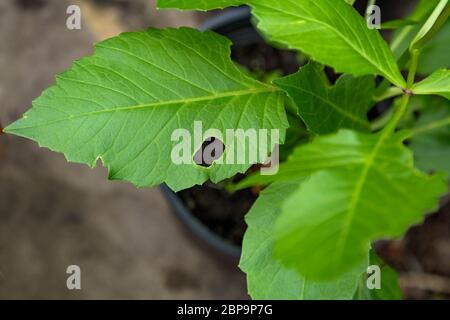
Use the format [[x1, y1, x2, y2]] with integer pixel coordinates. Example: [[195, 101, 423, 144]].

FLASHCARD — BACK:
[[410, 96, 450, 176], [412, 69, 450, 99], [273, 130, 447, 279], [159, 0, 406, 88], [240, 181, 366, 299], [5, 28, 287, 191], [274, 62, 374, 134]]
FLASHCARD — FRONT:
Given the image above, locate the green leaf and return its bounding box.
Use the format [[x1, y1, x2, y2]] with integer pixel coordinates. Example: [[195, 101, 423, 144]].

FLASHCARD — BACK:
[[240, 181, 366, 299], [274, 62, 375, 134], [354, 251, 402, 300], [412, 69, 450, 99], [410, 0, 450, 52], [4, 28, 287, 191], [410, 96, 450, 176], [157, 0, 244, 10], [250, 0, 405, 87], [159, 0, 406, 88], [273, 129, 447, 280], [417, 21, 450, 75]]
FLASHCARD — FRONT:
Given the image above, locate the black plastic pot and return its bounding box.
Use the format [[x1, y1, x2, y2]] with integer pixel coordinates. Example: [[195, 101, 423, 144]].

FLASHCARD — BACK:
[[160, 7, 262, 261], [161, 6, 300, 261], [160, 184, 241, 259]]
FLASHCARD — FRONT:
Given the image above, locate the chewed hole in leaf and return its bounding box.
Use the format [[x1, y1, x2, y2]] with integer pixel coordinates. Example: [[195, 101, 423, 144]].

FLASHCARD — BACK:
[[193, 137, 225, 168]]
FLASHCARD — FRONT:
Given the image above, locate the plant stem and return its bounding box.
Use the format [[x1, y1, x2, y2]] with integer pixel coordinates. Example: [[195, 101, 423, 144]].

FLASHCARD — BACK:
[[383, 94, 410, 135], [407, 49, 420, 88], [377, 47, 419, 134], [382, 37, 425, 133]]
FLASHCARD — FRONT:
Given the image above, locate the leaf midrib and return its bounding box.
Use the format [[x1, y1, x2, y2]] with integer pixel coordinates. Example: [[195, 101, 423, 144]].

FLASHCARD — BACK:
[[333, 129, 392, 266], [5, 87, 280, 132]]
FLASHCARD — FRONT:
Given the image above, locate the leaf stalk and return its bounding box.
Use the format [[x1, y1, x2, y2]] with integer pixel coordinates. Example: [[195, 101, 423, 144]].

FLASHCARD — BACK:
[[407, 49, 420, 89]]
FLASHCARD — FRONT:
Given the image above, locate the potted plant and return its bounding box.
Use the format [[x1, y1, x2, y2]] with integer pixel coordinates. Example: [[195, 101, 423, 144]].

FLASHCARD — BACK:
[[4, 0, 449, 299]]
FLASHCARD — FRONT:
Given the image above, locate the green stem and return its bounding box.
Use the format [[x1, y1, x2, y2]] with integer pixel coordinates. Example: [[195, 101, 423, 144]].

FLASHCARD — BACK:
[[383, 94, 410, 135], [376, 17, 426, 134], [406, 49, 420, 88], [377, 44, 419, 134]]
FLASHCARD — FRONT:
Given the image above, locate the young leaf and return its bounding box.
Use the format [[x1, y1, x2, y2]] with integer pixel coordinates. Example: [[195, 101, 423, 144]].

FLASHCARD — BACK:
[[412, 69, 450, 99], [240, 181, 366, 300], [159, 0, 406, 88], [157, 0, 244, 10], [409, 0, 443, 21], [273, 130, 447, 280], [4, 28, 287, 191], [410, 0, 449, 52], [410, 96, 450, 176], [391, 0, 441, 60], [274, 62, 375, 134]]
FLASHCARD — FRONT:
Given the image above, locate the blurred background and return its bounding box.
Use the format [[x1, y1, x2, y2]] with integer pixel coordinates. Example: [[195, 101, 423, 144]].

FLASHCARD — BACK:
[[0, 0, 449, 299], [0, 0, 247, 299]]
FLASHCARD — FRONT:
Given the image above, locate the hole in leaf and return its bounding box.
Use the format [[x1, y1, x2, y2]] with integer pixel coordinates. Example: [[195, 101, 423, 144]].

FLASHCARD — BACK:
[[193, 137, 225, 168]]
